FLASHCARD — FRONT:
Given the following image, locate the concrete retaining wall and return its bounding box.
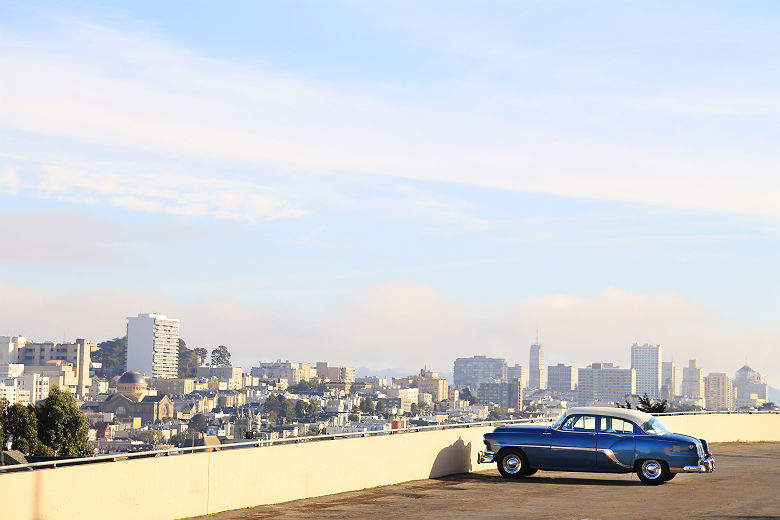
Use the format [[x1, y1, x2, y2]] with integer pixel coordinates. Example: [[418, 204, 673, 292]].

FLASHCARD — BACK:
[[1, 413, 777, 520]]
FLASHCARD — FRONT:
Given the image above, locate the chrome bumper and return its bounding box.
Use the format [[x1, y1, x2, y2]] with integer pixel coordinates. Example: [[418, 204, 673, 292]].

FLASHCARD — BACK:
[[477, 450, 495, 464], [683, 456, 715, 473]]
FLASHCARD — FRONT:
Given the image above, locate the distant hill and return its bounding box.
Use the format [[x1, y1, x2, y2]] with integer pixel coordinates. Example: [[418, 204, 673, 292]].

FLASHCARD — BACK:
[[769, 386, 780, 404]]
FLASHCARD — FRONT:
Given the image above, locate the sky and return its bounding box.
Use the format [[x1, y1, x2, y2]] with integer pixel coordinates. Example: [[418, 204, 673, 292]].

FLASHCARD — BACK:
[[1, 1, 778, 383]]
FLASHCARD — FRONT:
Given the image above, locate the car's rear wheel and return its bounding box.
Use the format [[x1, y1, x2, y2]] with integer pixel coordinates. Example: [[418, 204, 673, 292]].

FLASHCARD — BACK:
[[497, 448, 528, 479], [636, 459, 670, 485]]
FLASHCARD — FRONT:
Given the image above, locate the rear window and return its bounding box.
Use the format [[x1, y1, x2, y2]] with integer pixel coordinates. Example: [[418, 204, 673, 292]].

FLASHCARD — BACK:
[[599, 416, 635, 434]]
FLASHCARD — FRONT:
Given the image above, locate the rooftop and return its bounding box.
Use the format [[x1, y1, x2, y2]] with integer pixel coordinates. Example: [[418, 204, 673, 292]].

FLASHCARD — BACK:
[[197, 442, 780, 520]]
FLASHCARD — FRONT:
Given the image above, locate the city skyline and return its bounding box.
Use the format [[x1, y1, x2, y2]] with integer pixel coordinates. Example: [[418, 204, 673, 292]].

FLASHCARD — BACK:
[[1, 2, 778, 384]]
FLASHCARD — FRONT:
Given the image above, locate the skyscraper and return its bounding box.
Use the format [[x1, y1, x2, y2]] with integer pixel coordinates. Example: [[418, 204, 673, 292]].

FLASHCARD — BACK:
[[661, 361, 680, 400], [682, 359, 705, 401], [631, 343, 662, 398], [126, 313, 180, 379], [704, 372, 733, 411], [528, 343, 545, 390]]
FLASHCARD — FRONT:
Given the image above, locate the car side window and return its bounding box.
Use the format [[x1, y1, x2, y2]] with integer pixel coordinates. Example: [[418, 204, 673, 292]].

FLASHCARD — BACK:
[[600, 417, 635, 434], [560, 416, 578, 431], [561, 415, 596, 432]]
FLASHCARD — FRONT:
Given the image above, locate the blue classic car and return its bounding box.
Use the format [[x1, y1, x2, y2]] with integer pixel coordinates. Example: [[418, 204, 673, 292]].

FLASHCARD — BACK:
[[477, 406, 714, 485]]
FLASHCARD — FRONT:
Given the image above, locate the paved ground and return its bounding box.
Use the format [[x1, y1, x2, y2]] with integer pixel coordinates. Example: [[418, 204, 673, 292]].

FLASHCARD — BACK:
[[198, 442, 780, 520]]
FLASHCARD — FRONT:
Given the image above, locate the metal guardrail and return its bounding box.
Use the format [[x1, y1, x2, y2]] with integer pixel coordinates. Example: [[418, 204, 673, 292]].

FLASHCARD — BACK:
[[1, 409, 776, 474], [0, 415, 555, 473]]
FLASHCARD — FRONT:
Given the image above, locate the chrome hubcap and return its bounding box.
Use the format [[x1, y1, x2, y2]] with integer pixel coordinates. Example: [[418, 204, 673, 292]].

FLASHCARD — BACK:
[[642, 460, 662, 479], [503, 455, 522, 474]]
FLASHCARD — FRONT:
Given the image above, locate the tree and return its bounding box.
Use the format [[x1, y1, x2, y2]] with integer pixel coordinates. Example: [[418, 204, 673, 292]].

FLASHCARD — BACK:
[[636, 394, 667, 413], [2, 403, 41, 455], [615, 400, 632, 409], [375, 400, 386, 414], [92, 337, 127, 377], [177, 339, 201, 378], [193, 348, 208, 366], [360, 397, 375, 413], [189, 413, 208, 433], [0, 397, 8, 442], [134, 430, 163, 444], [169, 429, 198, 447], [460, 388, 476, 405], [36, 386, 94, 457], [487, 407, 506, 421], [210, 345, 231, 367], [410, 402, 418, 414], [759, 402, 777, 411], [348, 413, 359, 422]]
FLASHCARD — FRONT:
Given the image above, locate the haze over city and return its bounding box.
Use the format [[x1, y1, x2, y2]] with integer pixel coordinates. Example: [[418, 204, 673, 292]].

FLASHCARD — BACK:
[[1, 1, 778, 383]]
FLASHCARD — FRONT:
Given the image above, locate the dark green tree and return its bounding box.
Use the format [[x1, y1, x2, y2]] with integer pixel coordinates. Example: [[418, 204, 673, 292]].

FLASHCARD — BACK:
[[348, 413, 359, 422], [193, 348, 208, 366], [93, 337, 127, 377], [487, 407, 506, 421], [615, 400, 632, 409], [36, 386, 94, 457], [133, 430, 163, 444], [375, 400, 386, 414], [360, 397, 375, 413], [460, 388, 476, 405], [2, 403, 41, 455], [0, 397, 7, 441], [636, 394, 667, 413], [177, 339, 201, 378], [189, 413, 208, 433], [169, 429, 198, 447], [410, 402, 418, 414], [210, 345, 231, 367]]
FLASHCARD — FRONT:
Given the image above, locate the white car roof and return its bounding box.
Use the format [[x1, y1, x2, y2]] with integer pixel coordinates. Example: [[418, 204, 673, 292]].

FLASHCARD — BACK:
[[561, 406, 654, 425]]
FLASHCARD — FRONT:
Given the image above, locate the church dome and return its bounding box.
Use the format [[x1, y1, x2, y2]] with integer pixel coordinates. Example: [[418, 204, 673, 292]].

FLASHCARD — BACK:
[[117, 371, 149, 401], [118, 371, 147, 385]]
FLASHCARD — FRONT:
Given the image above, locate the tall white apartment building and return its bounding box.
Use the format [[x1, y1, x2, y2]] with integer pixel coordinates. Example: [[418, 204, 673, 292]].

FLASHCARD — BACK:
[[528, 343, 545, 390], [631, 343, 662, 399], [704, 372, 733, 411], [682, 359, 705, 401], [661, 361, 680, 400], [126, 313, 180, 379]]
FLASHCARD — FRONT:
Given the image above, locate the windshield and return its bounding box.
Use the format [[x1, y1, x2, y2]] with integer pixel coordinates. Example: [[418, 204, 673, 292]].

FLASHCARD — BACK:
[[552, 412, 566, 429], [640, 417, 669, 435]]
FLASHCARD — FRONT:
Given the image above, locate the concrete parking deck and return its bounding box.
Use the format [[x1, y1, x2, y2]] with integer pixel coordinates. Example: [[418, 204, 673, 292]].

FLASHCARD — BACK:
[[198, 442, 780, 520]]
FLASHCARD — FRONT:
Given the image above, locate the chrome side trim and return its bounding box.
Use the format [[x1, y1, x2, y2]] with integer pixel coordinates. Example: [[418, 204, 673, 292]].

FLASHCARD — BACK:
[[599, 448, 632, 469], [550, 445, 594, 451]]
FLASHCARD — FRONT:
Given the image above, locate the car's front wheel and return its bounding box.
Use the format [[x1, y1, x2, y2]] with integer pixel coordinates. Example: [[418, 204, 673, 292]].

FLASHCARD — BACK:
[[497, 448, 528, 479], [636, 459, 670, 485]]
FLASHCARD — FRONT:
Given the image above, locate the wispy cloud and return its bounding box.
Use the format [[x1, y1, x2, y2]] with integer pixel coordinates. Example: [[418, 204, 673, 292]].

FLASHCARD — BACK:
[[1, 10, 779, 221], [0, 164, 304, 222]]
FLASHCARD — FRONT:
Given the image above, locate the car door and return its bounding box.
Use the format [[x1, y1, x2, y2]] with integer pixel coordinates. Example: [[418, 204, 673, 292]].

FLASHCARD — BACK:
[[548, 414, 598, 471], [595, 416, 636, 472]]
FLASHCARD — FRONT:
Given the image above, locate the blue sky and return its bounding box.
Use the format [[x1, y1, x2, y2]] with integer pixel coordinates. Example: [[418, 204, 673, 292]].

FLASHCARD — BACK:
[[1, 1, 778, 382]]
